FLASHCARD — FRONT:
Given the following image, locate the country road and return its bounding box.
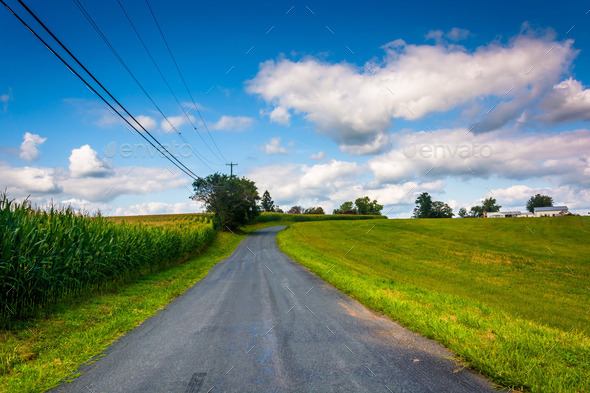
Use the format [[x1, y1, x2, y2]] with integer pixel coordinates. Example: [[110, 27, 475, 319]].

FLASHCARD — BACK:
[[50, 226, 496, 393]]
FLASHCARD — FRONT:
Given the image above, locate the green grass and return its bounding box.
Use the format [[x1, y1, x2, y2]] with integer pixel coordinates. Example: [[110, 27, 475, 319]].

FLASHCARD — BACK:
[[277, 217, 590, 393], [0, 218, 278, 393], [255, 211, 387, 222]]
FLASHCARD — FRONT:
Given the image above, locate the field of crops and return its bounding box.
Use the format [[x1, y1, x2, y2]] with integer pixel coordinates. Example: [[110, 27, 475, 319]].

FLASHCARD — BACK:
[[278, 217, 590, 393], [0, 196, 214, 322]]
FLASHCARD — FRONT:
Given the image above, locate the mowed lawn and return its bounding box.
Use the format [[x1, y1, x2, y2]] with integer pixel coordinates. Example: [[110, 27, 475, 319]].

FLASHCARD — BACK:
[[277, 217, 590, 393]]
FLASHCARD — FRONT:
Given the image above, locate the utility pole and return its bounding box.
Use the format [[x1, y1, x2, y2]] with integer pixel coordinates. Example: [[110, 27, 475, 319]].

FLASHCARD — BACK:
[[226, 162, 238, 177]]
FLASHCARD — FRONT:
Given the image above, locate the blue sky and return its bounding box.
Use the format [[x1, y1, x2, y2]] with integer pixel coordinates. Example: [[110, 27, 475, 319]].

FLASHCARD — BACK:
[[1, 0, 589, 216]]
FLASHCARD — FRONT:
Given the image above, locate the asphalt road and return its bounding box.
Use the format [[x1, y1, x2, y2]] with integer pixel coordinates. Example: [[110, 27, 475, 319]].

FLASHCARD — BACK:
[[50, 226, 497, 393]]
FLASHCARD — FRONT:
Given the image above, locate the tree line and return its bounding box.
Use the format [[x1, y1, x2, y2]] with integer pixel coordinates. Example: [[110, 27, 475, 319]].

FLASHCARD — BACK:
[[413, 192, 556, 219], [191, 173, 385, 230]]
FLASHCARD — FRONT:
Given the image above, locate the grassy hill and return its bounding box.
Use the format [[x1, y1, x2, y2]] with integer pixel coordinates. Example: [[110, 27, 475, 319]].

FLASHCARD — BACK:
[[277, 217, 590, 393]]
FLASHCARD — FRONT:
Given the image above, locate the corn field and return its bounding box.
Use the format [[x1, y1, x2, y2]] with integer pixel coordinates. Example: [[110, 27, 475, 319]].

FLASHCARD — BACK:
[[0, 195, 215, 321]]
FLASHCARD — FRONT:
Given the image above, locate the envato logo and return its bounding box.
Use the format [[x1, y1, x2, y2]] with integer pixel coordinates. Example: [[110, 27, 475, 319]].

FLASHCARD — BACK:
[[102, 141, 194, 159], [402, 143, 493, 159]]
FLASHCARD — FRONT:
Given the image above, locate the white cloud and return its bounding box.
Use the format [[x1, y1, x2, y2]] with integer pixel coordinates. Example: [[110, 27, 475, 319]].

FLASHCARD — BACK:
[[538, 78, 590, 123], [19, 132, 46, 162], [369, 128, 590, 187], [247, 33, 574, 153], [269, 106, 291, 125], [211, 115, 254, 131], [133, 115, 158, 131], [310, 151, 326, 160], [112, 200, 204, 216], [0, 165, 62, 195], [247, 160, 443, 215], [262, 137, 289, 155], [161, 115, 196, 133], [446, 28, 470, 42], [1, 87, 13, 111], [68, 144, 113, 178]]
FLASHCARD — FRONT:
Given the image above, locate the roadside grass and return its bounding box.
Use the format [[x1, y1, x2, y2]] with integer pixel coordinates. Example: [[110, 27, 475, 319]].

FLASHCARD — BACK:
[[0, 220, 277, 393], [276, 217, 590, 393]]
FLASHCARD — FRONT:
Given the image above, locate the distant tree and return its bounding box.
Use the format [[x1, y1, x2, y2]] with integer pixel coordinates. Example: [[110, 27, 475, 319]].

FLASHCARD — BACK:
[[470, 205, 484, 218], [413, 192, 433, 218], [526, 194, 554, 213], [261, 190, 274, 212], [191, 173, 260, 230], [482, 197, 501, 213], [354, 196, 383, 215], [287, 206, 303, 214], [273, 206, 284, 213], [430, 201, 454, 218], [304, 206, 325, 214], [458, 207, 468, 218], [333, 201, 356, 214]]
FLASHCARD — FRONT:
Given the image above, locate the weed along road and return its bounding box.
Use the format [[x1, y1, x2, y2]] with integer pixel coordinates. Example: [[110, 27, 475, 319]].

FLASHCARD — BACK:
[[50, 226, 496, 393]]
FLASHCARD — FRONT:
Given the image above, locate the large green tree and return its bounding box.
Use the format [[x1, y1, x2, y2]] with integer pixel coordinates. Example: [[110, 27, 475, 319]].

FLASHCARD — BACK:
[[431, 201, 454, 218], [261, 190, 274, 212], [526, 194, 553, 213], [413, 192, 433, 218], [333, 201, 356, 214], [191, 173, 260, 230], [354, 196, 383, 215], [304, 206, 325, 214], [482, 197, 501, 213]]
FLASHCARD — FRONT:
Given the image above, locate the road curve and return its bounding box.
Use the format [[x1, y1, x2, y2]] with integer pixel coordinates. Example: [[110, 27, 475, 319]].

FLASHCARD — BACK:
[[50, 226, 496, 393]]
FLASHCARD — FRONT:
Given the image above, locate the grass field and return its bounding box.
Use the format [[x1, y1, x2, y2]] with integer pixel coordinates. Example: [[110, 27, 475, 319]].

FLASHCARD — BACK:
[[277, 217, 590, 393]]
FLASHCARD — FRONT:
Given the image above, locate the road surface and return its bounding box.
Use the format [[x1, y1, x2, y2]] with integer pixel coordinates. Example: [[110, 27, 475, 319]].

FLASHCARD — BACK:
[[50, 226, 496, 393]]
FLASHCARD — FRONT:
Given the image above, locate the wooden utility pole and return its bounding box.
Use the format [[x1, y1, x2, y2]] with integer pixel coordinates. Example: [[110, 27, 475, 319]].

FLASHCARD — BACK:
[[226, 162, 238, 177]]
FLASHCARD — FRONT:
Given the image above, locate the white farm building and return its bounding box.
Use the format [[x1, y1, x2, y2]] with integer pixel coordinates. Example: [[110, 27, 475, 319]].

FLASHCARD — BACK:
[[486, 211, 534, 218], [533, 206, 570, 217]]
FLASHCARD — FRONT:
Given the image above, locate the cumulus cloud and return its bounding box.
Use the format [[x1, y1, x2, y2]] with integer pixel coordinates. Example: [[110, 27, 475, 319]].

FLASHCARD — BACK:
[[262, 137, 289, 155], [1, 87, 13, 111], [247, 33, 574, 153], [0, 165, 62, 195], [161, 115, 196, 133], [247, 159, 443, 215], [211, 115, 254, 131], [369, 128, 590, 187], [310, 151, 326, 160], [69, 144, 113, 178], [133, 115, 157, 131], [538, 78, 590, 123], [112, 200, 204, 216], [19, 132, 46, 162]]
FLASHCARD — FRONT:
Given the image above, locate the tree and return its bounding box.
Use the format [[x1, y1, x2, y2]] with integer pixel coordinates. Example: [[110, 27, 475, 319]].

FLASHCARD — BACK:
[[354, 196, 383, 215], [413, 192, 433, 218], [470, 205, 484, 218], [482, 197, 501, 213], [261, 190, 274, 212], [304, 206, 325, 214], [526, 194, 553, 213], [273, 206, 284, 213], [431, 201, 454, 218], [287, 206, 303, 214], [333, 201, 357, 214], [458, 207, 467, 218], [191, 173, 260, 230]]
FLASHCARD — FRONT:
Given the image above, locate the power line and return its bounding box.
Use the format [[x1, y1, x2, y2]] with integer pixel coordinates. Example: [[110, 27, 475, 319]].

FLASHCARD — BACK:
[[2, 0, 202, 181], [70, 0, 214, 172], [115, 0, 224, 166], [145, 0, 228, 163]]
